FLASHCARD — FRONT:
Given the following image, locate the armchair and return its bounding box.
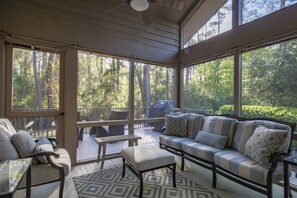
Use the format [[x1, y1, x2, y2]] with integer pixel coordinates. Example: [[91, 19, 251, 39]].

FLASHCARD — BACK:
[[90, 110, 128, 137], [0, 118, 71, 198]]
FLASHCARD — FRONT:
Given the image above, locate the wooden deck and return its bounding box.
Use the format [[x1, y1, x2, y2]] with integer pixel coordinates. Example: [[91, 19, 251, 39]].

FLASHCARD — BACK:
[[76, 128, 161, 163]]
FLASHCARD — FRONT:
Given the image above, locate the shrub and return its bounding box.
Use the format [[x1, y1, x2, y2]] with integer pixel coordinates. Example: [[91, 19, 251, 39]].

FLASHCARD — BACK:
[[218, 105, 297, 123]]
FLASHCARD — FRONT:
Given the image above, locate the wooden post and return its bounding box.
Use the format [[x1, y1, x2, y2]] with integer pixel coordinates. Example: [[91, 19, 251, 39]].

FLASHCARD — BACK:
[[0, 38, 5, 117], [64, 47, 78, 165]]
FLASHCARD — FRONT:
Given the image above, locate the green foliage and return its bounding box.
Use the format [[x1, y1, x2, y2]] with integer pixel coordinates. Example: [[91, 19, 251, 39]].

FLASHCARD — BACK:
[[219, 105, 297, 122], [183, 56, 234, 113]]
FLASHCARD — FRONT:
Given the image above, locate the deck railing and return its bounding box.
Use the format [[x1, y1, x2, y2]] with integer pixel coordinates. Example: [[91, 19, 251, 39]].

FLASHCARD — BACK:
[[9, 107, 213, 138]]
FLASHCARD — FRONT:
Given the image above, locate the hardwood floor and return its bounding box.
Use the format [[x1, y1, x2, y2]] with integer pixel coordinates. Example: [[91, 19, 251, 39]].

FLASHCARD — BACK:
[[76, 128, 161, 162]]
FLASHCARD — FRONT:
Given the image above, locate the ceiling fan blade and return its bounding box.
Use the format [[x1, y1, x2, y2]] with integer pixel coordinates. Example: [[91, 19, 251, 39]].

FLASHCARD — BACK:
[[158, 0, 186, 10], [142, 10, 152, 25]]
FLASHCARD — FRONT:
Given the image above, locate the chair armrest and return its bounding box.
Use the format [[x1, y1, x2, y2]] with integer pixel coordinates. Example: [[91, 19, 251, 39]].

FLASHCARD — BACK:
[[25, 151, 63, 169], [269, 152, 289, 171], [47, 137, 59, 149]]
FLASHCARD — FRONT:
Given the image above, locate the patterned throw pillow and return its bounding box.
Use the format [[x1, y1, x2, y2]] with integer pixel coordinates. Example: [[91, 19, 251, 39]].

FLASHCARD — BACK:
[[164, 114, 188, 137], [244, 125, 288, 169], [35, 137, 54, 163]]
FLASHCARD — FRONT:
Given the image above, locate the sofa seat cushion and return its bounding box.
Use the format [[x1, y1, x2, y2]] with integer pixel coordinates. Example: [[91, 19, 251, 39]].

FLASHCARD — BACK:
[[202, 116, 237, 147], [214, 150, 284, 185], [182, 141, 222, 162], [18, 148, 71, 189], [159, 135, 193, 151], [232, 120, 291, 153], [186, 113, 205, 139]]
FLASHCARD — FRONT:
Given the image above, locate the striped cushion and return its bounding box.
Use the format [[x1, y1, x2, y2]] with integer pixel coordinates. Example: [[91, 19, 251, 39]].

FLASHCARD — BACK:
[[214, 150, 284, 185], [186, 113, 205, 139], [182, 141, 222, 162], [231, 120, 292, 153], [202, 116, 237, 147], [159, 135, 193, 151]]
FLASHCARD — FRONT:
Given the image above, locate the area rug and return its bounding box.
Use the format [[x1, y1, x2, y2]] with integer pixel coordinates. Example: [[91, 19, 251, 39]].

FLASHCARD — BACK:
[[73, 167, 220, 198]]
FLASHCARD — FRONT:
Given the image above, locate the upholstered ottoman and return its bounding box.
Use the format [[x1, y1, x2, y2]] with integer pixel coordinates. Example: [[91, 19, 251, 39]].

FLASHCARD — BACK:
[[121, 145, 176, 198]]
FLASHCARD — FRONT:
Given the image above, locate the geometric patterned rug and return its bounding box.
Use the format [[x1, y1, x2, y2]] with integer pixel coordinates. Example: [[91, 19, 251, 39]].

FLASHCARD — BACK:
[[73, 167, 220, 198]]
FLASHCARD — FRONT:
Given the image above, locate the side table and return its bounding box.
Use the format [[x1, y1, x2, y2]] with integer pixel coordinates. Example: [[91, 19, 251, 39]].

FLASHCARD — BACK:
[[0, 158, 32, 198], [284, 155, 296, 198], [95, 134, 141, 169]]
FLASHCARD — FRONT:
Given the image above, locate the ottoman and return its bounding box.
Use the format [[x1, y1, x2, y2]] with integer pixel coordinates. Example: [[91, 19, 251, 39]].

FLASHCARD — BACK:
[[121, 145, 176, 198]]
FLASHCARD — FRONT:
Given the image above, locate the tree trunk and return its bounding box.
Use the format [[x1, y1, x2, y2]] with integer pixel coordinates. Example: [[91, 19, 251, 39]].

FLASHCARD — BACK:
[[33, 51, 44, 130], [166, 68, 169, 99], [143, 64, 151, 118], [143, 64, 151, 117], [45, 54, 54, 109]]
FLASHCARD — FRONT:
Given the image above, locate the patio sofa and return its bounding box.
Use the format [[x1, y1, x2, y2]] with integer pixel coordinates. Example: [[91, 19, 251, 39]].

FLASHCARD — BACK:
[[0, 118, 71, 198], [159, 113, 296, 198]]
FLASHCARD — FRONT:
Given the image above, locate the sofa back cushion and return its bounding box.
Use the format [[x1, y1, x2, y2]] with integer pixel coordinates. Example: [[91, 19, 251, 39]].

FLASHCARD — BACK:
[[186, 113, 205, 139], [232, 120, 292, 153], [202, 116, 237, 147], [0, 118, 17, 136], [0, 127, 19, 160]]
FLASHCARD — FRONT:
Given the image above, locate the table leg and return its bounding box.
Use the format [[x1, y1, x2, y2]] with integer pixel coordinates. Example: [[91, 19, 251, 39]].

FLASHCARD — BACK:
[[135, 139, 138, 146], [97, 144, 102, 163], [26, 164, 31, 198], [139, 172, 143, 198], [284, 161, 289, 198], [172, 164, 176, 188], [100, 143, 106, 169], [122, 158, 126, 178]]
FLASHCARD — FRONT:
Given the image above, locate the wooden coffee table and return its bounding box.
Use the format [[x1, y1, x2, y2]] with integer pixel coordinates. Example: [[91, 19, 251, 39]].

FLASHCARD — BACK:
[[95, 134, 141, 169]]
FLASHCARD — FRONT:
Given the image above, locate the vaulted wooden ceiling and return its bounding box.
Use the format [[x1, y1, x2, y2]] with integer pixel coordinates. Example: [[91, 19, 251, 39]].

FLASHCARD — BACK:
[[0, 0, 201, 65], [108, 0, 199, 23]]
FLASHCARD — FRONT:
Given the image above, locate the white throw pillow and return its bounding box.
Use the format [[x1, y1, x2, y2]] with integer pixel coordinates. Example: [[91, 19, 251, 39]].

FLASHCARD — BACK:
[[244, 125, 288, 169]]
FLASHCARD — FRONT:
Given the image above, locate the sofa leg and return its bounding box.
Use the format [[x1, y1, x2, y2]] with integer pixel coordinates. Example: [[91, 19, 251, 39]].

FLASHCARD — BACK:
[[59, 177, 65, 198], [181, 154, 185, 171], [59, 178, 65, 198], [212, 164, 217, 188], [267, 182, 272, 198]]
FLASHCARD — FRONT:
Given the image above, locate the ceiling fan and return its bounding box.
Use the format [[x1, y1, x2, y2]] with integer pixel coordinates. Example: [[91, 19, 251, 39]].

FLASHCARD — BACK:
[[128, 0, 157, 12], [112, 0, 186, 25]]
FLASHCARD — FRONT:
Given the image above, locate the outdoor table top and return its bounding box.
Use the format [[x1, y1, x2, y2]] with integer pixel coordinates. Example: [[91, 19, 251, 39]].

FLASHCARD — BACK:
[[95, 134, 141, 144]]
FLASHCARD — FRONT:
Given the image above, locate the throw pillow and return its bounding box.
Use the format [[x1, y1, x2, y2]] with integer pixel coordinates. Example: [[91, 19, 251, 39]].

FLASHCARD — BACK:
[[35, 137, 54, 163], [195, 131, 228, 149], [164, 114, 188, 137], [244, 125, 288, 169], [11, 130, 36, 158]]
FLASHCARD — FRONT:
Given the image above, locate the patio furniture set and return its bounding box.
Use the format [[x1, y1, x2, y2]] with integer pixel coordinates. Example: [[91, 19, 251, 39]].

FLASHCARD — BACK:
[[1, 111, 296, 198]]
